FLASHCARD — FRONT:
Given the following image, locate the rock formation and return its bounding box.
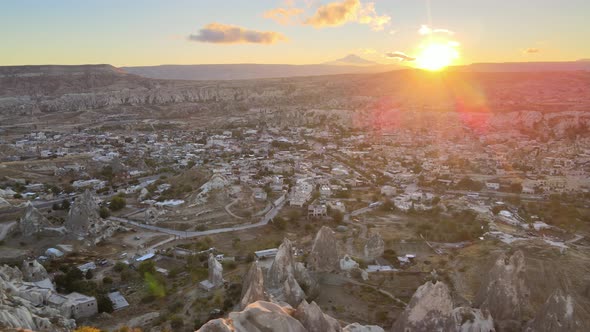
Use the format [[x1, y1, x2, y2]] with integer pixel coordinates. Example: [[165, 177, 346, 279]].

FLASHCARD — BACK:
[[144, 207, 159, 224], [208, 253, 224, 287], [199, 301, 307, 332], [267, 238, 307, 307], [239, 262, 268, 309], [64, 190, 124, 244], [392, 280, 455, 331], [525, 288, 590, 332], [21, 260, 49, 282], [363, 233, 384, 261], [64, 190, 101, 236], [199, 300, 387, 332], [393, 280, 495, 332], [343, 323, 385, 332], [294, 300, 341, 332], [0, 265, 75, 331], [340, 255, 359, 271], [474, 250, 531, 330], [308, 226, 340, 272], [18, 201, 49, 237]]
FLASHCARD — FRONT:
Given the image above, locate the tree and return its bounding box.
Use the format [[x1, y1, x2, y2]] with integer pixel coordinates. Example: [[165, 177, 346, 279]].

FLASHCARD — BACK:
[[138, 261, 156, 276], [61, 199, 71, 210], [109, 196, 126, 211], [99, 207, 111, 219], [96, 294, 114, 313]]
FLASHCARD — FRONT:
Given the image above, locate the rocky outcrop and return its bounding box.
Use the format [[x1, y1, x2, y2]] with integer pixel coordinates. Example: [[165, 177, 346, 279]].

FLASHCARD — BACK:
[[21, 260, 48, 282], [267, 238, 307, 307], [525, 289, 590, 332], [144, 207, 159, 224], [64, 190, 101, 236], [65, 190, 124, 244], [363, 233, 384, 261], [199, 301, 306, 332], [240, 262, 268, 309], [19, 201, 49, 237], [449, 307, 495, 332], [308, 226, 340, 272], [475, 250, 531, 330], [199, 300, 386, 332], [392, 281, 494, 332], [294, 300, 341, 332], [392, 281, 455, 331], [340, 255, 359, 271], [208, 253, 224, 288], [0, 265, 75, 331], [343, 323, 384, 332]]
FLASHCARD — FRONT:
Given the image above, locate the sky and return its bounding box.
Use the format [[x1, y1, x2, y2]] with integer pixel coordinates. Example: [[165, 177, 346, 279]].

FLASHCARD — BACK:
[[1, 0, 589, 67]]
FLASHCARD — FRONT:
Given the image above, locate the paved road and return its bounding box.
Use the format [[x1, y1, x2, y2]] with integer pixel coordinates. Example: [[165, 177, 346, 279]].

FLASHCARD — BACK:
[[111, 201, 286, 242]]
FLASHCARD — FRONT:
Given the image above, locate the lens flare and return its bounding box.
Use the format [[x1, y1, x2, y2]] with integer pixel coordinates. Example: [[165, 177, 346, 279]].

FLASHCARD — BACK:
[[415, 42, 459, 71]]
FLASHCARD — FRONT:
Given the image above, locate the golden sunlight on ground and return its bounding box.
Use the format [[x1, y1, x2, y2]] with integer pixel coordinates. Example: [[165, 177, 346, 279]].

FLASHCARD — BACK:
[[415, 41, 460, 71]]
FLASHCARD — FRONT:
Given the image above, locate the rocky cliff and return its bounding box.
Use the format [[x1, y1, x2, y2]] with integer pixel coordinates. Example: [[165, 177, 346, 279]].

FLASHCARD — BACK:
[[474, 250, 531, 331], [392, 280, 494, 332], [363, 233, 385, 261], [208, 253, 224, 288], [524, 288, 590, 332], [308, 226, 340, 272], [198, 300, 384, 332], [0, 265, 75, 331]]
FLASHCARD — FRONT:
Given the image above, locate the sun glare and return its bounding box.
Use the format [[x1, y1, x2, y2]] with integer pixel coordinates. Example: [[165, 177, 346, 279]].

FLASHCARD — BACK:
[[415, 42, 459, 71]]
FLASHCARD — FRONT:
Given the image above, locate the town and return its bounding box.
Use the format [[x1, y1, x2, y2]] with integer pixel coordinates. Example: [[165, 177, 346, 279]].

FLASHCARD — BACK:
[[1, 85, 589, 330]]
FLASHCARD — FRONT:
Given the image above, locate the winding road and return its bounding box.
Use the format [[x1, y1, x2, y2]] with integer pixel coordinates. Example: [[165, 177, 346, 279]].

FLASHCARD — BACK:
[[110, 201, 286, 246]]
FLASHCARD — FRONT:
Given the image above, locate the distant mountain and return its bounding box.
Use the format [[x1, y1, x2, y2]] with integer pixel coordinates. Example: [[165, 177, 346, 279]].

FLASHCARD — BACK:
[[121, 62, 399, 81], [324, 54, 378, 66], [453, 61, 590, 72]]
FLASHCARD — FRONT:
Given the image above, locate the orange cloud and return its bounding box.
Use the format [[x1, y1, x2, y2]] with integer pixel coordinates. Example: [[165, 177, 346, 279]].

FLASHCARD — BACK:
[[523, 48, 541, 54], [188, 23, 287, 44], [304, 0, 390, 31], [264, 7, 304, 25]]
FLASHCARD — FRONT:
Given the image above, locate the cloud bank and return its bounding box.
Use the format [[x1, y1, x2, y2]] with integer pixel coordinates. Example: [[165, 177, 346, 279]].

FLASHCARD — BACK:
[[385, 51, 416, 61], [188, 23, 286, 44]]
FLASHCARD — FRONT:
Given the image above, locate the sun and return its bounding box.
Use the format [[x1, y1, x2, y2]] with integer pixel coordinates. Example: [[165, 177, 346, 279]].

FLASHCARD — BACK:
[[415, 42, 459, 71]]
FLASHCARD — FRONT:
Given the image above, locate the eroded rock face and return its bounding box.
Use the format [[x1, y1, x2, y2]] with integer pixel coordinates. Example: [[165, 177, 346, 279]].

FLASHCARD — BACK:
[[199, 301, 307, 332], [267, 238, 309, 307], [392, 281, 455, 331], [0, 265, 75, 331], [65, 190, 101, 236], [525, 289, 590, 332], [308, 226, 340, 272], [294, 300, 341, 332], [475, 250, 531, 330], [363, 233, 384, 261], [340, 255, 359, 271], [343, 323, 385, 332], [199, 300, 387, 332], [21, 260, 48, 282], [450, 307, 495, 332], [64, 190, 124, 244], [19, 202, 49, 237], [208, 254, 224, 287], [240, 262, 268, 309], [268, 238, 297, 288]]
